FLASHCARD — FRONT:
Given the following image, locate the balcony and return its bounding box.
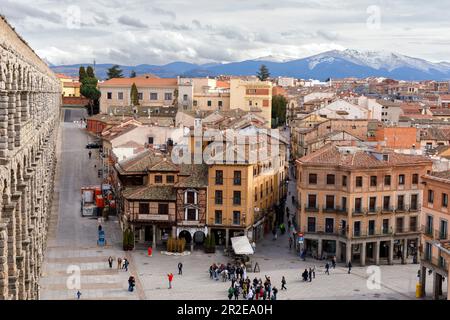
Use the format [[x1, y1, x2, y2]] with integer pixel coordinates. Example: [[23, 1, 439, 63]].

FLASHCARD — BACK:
[[302, 225, 341, 236], [351, 227, 394, 239], [135, 214, 173, 222], [352, 208, 366, 216], [422, 225, 434, 238], [394, 226, 420, 235], [321, 205, 348, 214], [408, 203, 420, 212], [420, 255, 449, 272], [382, 206, 395, 214], [305, 205, 319, 212], [367, 207, 381, 215], [395, 206, 406, 213]]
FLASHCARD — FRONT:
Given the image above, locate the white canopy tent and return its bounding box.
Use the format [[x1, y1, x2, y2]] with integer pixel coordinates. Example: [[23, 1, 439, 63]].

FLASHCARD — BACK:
[[230, 236, 254, 255]]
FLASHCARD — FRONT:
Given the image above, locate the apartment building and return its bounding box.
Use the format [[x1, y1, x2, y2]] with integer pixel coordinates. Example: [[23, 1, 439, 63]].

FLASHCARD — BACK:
[[296, 145, 432, 265], [229, 78, 273, 127], [420, 171, 450, 300], [192, 78, 230, 111], [98, 78, 178, 114]]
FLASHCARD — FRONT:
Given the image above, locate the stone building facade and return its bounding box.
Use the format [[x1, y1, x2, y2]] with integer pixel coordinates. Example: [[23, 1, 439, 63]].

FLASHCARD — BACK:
[[0, 16, 60, 299]]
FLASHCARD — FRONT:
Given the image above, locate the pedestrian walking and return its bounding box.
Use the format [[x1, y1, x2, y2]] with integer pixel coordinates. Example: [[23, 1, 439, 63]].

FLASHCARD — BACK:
[[281, 276, 287, 290], [178, 262, 183, 275], [302, 269, 308, 281], [312, 265, 316, 279], [117, 257, 122, 269], [289, 237, 293, 249], [128, 276, 135, 292], [108, 256, 113, 269], [228, 286, 234, 300], [76, 290, 82, 299], [331, 256, 336, 269], [168, 273, 174, 289], [88, 151, 92, 159], [325, 262, 330, 275], [348, 261, 352, 274], [123, 258, 129, 272], [308, 268, 312, 282]]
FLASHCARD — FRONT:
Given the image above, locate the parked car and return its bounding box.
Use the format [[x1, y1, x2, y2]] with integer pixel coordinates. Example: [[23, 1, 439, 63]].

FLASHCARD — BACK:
[[86, 142, 101, 149]]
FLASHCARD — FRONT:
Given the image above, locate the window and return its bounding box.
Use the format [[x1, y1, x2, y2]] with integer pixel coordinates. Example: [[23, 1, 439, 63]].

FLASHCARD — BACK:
[[398, 174, 405, 185], [215, 190, 223, 205], [342, 175, 347, 187], [183, 94, 188, 101], [207, 100, 212, 107], [215, 210, 222, 224], [307, 194, 317, 209], [107, 92, 112, 99], [426, 215, 433, 235], [442, 193, 448, 208], [384, 175, 391, 186], [186, 209, 197, 221], [410, 194, 418, 210], [158, 203, 169, 215], [354, 198, 362, 212], [215, 170, 223, 185], [425, 242, 432, 261], [155, 175, 163, 183], [254, 187, 257, 201], [383, 196, 390, 210], [397, 195, 405, 210], [138, 92, 143, 100], [186, 191, 196, 204], [412, 174, 419, 184], [410, 216, 417, 232], [383, 219, 390, 234], [396, 217, 404, 233], [355, 176, 363, 188], [233, 191, 241, 205], [428, 190, 434, 204], [440, 220, 448, 239], [118, 92, 124, 100], [309, 173, 317, 185], [325, 218, 334, 233], [139, 203, 149, 214], [165, 93, 173, 101], [218, 100, 223, 107], [325, 195, 334, 209], [369, 197, 376, 212], [368, 220, 375, 235], [326, 174, 335, 185], [150, 92, 158, 100], [307, 217, 316, 232], [341, 197, 347, 210], [233, 171, 241, 185], [370, 176, 377, 187], [193, 100, 197, 106], [354, 221, 361, 236], [166, 175, 174, 183], [148, 137, 154, 144], [232, 211, 241, 225]]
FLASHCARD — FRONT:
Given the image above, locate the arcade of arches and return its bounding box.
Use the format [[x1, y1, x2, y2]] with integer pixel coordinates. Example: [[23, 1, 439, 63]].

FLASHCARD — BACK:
[[0, 17, 60, 299]]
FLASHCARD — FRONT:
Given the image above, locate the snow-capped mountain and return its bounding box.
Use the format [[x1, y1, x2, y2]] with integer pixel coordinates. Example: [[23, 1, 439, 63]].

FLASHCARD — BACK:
[[51, 49, 450, 81], [307, 49, 450, 73]]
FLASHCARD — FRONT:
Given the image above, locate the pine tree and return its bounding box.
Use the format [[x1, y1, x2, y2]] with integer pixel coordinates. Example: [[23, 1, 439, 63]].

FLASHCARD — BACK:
[[130, 70, 136, 78], [106, 65, 124, 79], [130, 83, 139, 106], [257, 64, 270, 81], [79, 66, 86, 82], [86, 66, 95, 78]]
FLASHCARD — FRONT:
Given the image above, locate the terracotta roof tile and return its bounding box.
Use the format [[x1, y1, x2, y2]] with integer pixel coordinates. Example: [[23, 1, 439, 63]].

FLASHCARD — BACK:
[[99, 77, 177, 87]]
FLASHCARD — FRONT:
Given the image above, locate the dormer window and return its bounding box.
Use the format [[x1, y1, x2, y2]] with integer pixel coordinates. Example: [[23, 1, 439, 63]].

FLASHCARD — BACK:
[[382, 154, 389, 161]]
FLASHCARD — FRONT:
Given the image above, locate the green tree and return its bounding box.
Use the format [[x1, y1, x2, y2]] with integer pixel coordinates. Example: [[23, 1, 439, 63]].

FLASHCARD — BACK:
[[130, 70, 137, 78], [80, 68, 101, 115], [271, 94, 288, 128], [79, 66, 86, 82], [130, 83, 139, 106], [257, 64, 270, 81], [106, 65, 124, 79], [86, 66, 95, 78]]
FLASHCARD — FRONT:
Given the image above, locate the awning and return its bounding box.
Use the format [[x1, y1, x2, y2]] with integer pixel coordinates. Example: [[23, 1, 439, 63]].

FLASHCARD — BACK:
[[231, 236, 254, 255]]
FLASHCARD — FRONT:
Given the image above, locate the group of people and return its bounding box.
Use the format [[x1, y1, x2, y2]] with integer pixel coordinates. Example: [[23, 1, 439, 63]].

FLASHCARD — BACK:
[[209, 262, 248, 282], [108, 256, 130, 271], [228, 275, 279, 300]]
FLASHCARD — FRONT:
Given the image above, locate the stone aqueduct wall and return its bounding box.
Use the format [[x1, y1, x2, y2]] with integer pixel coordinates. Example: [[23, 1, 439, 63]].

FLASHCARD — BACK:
[[0, 16, 60, 299]]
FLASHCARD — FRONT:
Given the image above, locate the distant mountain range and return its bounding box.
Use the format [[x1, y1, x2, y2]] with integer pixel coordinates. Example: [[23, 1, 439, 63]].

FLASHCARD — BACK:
[[50, 49, 450, 81]]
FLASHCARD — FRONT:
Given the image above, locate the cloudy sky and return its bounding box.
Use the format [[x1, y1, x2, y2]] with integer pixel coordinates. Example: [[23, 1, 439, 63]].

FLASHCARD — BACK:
[[1, 0, 449, 66]]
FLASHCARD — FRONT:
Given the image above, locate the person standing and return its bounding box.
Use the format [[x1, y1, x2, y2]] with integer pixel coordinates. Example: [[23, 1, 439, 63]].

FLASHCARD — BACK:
[[289, 237, 293, 250], [228, 286, 234, 300], [76, 290, 82, 299], [117, 257, 122, 269], [325, 262, 330, 275], [108, 256, 113, 268], [281, 276, 287, 290], [348, 261, 352, 274], [251, 241, 256, 253], [178, 262, 183, 275], [123, 258, 129, 272], [168, 273, 174, 289], [271, 287, 278, 300], [332, 256, 336, 269], [128, 276, 135, 292], [312, 265, 316, 279], [88, 151, 92, 159], [308, 268, 313, 282]]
